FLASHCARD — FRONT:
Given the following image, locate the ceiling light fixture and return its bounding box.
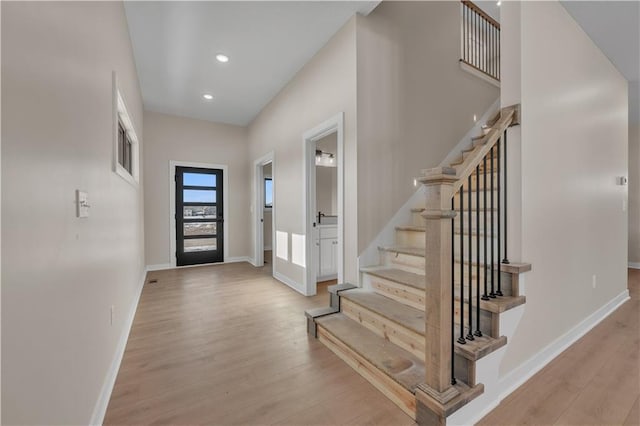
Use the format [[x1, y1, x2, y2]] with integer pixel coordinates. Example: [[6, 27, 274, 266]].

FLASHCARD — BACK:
[[497, 1, 501, 6], [203, 94, 214, 100], [216, 54, 229, 63]]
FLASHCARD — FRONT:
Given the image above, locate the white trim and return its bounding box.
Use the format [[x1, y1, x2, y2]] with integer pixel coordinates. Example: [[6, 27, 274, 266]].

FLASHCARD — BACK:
[[112, 72, 140, 187], [253, 152, 275, 268], [273, 271, 305, 295], [90, 271, 146, 426], [628, 262, 640, 269], [168, 161, 229, 267], [449, 289, 631, 425], [303, 113, 344, 296], [146, 263, 172, 272], [146, 257, 251, 272]]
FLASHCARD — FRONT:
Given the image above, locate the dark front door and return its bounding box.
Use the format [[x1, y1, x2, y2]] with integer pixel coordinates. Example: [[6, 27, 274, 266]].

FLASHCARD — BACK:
[[175, 166, 224, 266]]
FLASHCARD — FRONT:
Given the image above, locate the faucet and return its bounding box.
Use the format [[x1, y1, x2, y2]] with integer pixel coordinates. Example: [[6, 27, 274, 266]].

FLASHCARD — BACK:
[[318, 211, 325, 224]]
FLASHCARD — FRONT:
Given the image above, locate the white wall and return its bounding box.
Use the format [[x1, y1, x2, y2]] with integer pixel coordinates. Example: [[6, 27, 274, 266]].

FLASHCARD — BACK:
[[247, 17, 357, 288], [500, 0, 629, 375], [2, 2, 145, 424], [143, 111, 249, 267], [356, 2, 500, 252], [630, 122, 640, 265]]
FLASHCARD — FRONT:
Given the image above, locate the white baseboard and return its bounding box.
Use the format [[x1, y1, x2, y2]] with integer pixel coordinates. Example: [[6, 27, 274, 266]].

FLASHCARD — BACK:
[[457, 289, 630, 425], [629, 262, 640, 269], [90, 271, 146, 425], [273, 271, 306, 295], [225, 256, 251, 264], [145, 257, 251, 272], [146, 263, 171, 271]]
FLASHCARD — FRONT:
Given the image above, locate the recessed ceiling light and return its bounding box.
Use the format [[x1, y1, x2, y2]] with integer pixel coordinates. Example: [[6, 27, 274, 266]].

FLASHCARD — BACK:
[[497, 1, 501, 6], [216, 54, 229, 63], [203, 94, 214, 100]]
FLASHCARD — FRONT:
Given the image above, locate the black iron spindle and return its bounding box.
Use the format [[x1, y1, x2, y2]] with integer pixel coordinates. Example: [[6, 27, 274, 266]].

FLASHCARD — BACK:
[[451, 197, 457, 384], [458, 191, 466, 345], [502, 129, 510, 264], [466, 177, 474, 341], [475, 167, 482, 336], [482, 155, 489, 301], [490, 146, 496, 298], [496, 137, 503, 297]]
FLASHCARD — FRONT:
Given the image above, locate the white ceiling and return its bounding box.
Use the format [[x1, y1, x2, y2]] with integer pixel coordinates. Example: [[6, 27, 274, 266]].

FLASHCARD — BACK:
[[124, 1, 378, 126], [125, 1, 639, 126]]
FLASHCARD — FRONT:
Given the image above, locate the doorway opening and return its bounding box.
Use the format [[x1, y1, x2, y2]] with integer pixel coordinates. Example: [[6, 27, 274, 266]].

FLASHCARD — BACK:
[[303, 113, 344, 296], [253, 152, 275, 269]]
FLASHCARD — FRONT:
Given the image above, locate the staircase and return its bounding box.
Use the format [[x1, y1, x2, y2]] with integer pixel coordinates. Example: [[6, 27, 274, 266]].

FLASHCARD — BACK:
[[306, 105, 531, 424]]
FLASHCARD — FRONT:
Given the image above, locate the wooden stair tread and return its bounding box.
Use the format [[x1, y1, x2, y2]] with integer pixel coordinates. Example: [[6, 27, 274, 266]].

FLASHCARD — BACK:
[[454, 259, 530, 274], [361, 267, 426, 291], [379, 246, 425, 257], [453, 294, 526, 313], [340, 289, 425, 335], [454, 333, 507, 361], [410, 207, 425, 213], [396, 225, 426, 232], [315, 313, 425, 392]]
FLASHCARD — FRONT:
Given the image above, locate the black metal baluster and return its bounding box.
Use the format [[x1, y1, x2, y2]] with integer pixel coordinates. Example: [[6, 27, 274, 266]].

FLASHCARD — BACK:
[[496, 136, 503, 297], [451, 197, 457, 384], [482, 155, 489, 301], [466, 176, 474, 341], [458, 191, 466, 345], [502, 129, 510, 265], [490, 145, 496, 298], [475, 167, 482, 337]]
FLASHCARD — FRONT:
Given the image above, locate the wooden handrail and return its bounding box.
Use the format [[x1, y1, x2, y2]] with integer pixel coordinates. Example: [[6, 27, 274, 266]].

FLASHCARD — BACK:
[[461, 0, 500, 29], [451, 105, 518, 194]]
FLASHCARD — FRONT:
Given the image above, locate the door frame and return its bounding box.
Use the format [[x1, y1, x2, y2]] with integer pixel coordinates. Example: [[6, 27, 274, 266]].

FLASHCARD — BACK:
[[169, 160, 229, 268], [303, 113, 344, 296], [253, 152, 275, 268]]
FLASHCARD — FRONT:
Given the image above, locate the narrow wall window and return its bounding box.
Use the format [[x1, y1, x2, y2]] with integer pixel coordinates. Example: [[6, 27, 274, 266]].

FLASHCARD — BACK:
[[264, 178, 273, 208], [113, 72, 139, 184]]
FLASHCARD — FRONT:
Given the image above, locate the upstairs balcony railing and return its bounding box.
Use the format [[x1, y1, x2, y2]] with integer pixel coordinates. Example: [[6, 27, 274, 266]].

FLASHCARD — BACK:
[[461, 0, 500, 81]]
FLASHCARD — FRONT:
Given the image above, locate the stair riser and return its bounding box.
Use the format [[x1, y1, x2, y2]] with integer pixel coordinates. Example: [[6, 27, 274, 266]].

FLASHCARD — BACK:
[[454, 272, 514, 296], [381, 251, 425, 275], [468, 173, 499, 191], [341, 299, 425, 360], [454, 194, 503, 210], [453, 216, 504, 233], [362, 273, 425, 311], [453, 241, 501, 259], [411, 211, 426, 227], [453, 305, 493, 337], [453, 354, 476, 387], [395, 229, 425, 248], [317, 326, 417, 419]]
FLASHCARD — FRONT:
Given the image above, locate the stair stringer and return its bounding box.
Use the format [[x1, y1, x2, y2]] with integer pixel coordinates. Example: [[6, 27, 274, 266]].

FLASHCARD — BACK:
[[446, 305, 526, 425], [357, 99, 500, 285]]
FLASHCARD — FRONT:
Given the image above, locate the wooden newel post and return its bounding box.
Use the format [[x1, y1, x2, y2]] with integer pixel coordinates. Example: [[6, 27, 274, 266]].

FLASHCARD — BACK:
[[415, 167, 460, 423]]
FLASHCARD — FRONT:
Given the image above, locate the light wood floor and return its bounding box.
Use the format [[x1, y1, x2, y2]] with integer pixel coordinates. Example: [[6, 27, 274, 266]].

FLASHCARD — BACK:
[[105, 265, 639, 425], [104, 261, 413, 425], [479, 268, 640, 426]]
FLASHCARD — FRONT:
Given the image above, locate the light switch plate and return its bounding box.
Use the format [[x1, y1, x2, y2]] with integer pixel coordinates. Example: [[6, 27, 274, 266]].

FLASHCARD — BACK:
[[76, 190, 90, 218]]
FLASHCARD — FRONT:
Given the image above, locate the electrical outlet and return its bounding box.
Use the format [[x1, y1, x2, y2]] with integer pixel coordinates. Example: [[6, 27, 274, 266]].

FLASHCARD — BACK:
[[110, 305, 115, 326], [592, 275, 597, 289]]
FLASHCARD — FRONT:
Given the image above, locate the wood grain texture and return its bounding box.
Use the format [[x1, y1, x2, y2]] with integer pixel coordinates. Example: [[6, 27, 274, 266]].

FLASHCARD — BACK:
[[479, 269, 640, 426], [103, 261, 413, 425]]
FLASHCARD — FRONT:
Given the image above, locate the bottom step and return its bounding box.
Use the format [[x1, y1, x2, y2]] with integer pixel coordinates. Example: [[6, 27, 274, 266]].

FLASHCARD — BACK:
[[316, 313, 424, 419]]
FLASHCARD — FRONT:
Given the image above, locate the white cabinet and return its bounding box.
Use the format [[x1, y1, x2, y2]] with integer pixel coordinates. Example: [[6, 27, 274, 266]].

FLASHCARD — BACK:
[[316, 225, 337, 280]]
